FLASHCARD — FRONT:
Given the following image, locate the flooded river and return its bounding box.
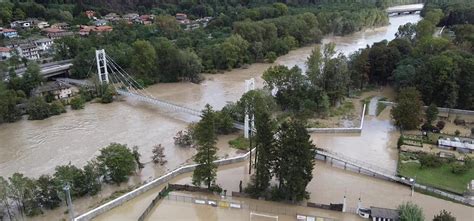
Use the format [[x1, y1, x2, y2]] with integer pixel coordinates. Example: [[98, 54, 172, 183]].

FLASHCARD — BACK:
[[0, 8, 445, 221]]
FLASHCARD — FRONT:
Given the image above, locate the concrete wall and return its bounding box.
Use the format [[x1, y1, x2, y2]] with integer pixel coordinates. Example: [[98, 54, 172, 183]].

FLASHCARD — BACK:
[[74, 151, 253, 221], [307, 104, 366, 134], [379, 101, 474, 116]]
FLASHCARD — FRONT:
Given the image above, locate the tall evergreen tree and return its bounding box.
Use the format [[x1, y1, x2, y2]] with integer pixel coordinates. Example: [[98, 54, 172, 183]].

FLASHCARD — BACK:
[[253, 108, 275, 194], [192, 104, 218, 189], [274, 119, 316, 202]]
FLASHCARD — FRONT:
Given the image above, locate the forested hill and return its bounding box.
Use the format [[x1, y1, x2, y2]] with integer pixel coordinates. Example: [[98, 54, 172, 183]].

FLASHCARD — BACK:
[[31, 0, 423, 13]]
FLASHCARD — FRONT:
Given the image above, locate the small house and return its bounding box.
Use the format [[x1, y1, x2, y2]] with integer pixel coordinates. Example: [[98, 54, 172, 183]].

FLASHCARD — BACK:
[[0, 47, 12, 61], [50, 22, 69, 30], [32, 82, 73, 100], [34, 38, 54, 52], [85, 10, 96, 19], [104, 13, 120, 22], [123, 13, 139, 21], [370, 207, 399, 221], [1, 28, 19, 38], [94, 19, 108, 26], [37, 21, 50, 29], [10, 20, 32, 29], [42, 28, 73, 39]]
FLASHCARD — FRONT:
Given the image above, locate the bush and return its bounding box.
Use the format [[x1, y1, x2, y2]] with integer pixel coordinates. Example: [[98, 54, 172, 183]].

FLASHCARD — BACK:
[[265, 52, 277, 63], [27, 97, 51, 120], [174, 124, 195, 147], [454, 130, 460, 136], [471, 128, 474, 135], [397, 135, 404, 149], [70, 96, 85, 110], [49, 100, 66, 115], [451, 163, 468, 174], [436, 121, 445, 130], [418, 153, 442, 169]]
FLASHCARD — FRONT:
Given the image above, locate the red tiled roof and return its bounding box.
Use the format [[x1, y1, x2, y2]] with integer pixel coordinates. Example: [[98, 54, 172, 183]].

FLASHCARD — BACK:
[[94, 26, 113, 32], [0, 47, 11, 52], [2, 28, 17, 33], [43, 28, 64, 33]]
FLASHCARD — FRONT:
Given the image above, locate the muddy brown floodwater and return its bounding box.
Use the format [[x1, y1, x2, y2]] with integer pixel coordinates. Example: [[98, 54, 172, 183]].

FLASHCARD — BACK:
[[0, 9, 443, 221]]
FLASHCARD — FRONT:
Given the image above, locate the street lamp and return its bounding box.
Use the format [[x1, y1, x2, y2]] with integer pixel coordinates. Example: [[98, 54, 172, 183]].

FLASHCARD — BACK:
[[63, 184, 74, 221]]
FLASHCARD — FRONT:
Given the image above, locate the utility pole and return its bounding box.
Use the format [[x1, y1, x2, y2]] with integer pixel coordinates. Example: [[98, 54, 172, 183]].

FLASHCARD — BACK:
[[410, 176, 416, 197], [248, 117, 253, 175], [64, 184, 74, 221]]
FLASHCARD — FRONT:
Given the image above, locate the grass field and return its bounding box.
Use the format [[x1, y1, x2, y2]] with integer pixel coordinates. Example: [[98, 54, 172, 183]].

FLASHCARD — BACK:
[[228, 136, 250, 150], [399, 162, 474, 194]]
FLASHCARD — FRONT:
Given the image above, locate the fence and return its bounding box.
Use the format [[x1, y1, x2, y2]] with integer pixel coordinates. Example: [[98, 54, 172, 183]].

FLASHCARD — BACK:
[[307, 104, 366, 134], [137, 186, 170, 221], [164, 193, 336, 221], [379, 101, 474, 116], [73, 150, 255, 221]]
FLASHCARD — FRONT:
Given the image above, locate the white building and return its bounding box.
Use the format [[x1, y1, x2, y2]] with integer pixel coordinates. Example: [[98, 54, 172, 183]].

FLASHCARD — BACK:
[[35, 38, 54, 52], [37, 21, 50, 29], [16, 44, 40, 60], [438, 137, 474, 153], [10, 20, 32, 29], [32, 82, 73, 100]]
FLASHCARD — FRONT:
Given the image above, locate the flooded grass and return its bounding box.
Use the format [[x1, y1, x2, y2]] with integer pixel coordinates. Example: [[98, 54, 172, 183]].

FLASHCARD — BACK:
[[329, 101, 355, 117], [228, 136, 250, 150], [399, 161, 474, 195]]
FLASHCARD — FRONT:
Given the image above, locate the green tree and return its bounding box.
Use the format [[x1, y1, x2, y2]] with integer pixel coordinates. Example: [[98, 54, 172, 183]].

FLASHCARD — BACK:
[[97, 143, 137, 184], [274, 119, 316, 202], [398, 202, 425, 221], [35, 175, 61, 210], [81, 161, 102, 196], [391, 87, 424, 130], [131, 40, 157, 79], [433, 210, 455, 221], [0, 84, 22, 123], [425, 103, 438, 125], [0, 176, 13, 220], [26, 97, 50, 120], [20, 62, 43, 96], [54, 164, 87, 197], [192, 104, 218, 189], [252, 108, 275, 196], [8, 173, 39, 217]]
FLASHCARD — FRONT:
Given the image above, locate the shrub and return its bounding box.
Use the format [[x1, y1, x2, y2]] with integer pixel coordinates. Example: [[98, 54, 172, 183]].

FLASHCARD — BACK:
[[174, 124, 195, 147], [265, 52, 277, 63], [70, 96, 85, 110], [421, 123, 439, 133], [454, 130, 460, 136], [27, 97, 51, 120], [471, 128, 474, 135], [418, 153, 442, 169], [397, 135, 404, 149], [49, 100, 66, 115], [436, 121, 445, 130], [451, 163, 468, 174]]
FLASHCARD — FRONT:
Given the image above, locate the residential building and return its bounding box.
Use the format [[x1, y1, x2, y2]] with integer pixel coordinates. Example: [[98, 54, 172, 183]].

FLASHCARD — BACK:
[[32, 82, 73, 100], [94, 19, 108, 26], [50, 22, 69, 30], [10, 20, 32, 29], [16, 43, 40, 60], [123, 13, 139, 21], [1, 28, 19, 38], [79, 25, 113, 36], [104, 13, 120, 22], [35, 38, 54, 52], [176, 13, 191, 24], [0, 47, 12, 61], [137, 15, 154, 25], [37, 21, 50, 29], [42, 28, 74, 39]]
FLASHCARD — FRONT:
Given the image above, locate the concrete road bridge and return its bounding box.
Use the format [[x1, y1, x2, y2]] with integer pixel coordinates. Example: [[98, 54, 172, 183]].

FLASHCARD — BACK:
[[386, 4, 423, 16], [15, 59, 73, 78]]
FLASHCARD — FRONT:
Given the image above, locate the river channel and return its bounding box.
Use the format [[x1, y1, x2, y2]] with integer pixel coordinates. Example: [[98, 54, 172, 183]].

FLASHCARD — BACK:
[[3, 7, 460, 221]]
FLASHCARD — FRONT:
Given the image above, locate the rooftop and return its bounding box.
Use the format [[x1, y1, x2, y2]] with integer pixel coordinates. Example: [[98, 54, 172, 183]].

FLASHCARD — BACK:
[[370, 207, 399, 220], [33, 82, 71, 94], [0, 47, 11, 52]]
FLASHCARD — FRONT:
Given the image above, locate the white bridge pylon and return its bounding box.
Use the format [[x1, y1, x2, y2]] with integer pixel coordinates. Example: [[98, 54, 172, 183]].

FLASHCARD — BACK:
[[94, 49, 245, 130], [244, 78, 255, 138]]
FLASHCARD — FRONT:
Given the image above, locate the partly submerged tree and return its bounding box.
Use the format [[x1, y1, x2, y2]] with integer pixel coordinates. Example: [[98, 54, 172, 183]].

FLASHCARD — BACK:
[[192, 104, 218, 189], [433, 210, 456, 221], [398, 202, 424, 221], [391, 87, 424, 130], [96, 143, 137, 184]]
